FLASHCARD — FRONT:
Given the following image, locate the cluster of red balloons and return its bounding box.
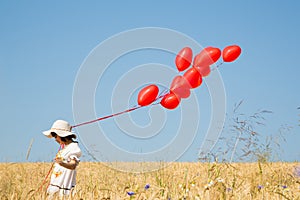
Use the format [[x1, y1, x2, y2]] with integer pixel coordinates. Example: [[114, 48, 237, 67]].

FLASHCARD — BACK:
[[137, 45, 242, 109]]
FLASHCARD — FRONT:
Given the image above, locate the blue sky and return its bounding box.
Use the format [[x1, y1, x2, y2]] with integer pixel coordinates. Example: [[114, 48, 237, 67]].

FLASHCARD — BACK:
[[1, 1, 300, 163]]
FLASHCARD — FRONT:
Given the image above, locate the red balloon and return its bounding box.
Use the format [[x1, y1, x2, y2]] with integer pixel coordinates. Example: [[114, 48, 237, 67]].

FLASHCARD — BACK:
[[222, 45, 241, 62], [193, 47, 221, 68], [137, 84, 159, 106], [183, 67, 203, 88], [194, 65, 211, 77], [160, 92, 180, 110], [170, 76, 190, 99], [175, 47, 193, 72]]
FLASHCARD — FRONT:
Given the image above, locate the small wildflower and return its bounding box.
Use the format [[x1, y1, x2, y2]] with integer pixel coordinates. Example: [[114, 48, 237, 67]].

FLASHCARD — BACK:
[[144, 184, 150, 190], [282, 185, 287, 189], [226, 187, 232, 192], [257, 185, 263, 190], [127, 191, 135, 196]]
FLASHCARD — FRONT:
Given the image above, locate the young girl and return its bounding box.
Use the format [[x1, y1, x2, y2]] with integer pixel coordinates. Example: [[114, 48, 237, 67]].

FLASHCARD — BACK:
[[43, 120, 82, 198]]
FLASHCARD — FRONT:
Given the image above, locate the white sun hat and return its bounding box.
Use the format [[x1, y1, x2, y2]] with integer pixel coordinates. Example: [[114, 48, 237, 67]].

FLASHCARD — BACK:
[[43, 120, 76, 138]]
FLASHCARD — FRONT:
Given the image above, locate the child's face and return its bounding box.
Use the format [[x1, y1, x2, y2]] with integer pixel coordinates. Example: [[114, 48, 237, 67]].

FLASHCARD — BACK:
[[54, 135, 63, 144]]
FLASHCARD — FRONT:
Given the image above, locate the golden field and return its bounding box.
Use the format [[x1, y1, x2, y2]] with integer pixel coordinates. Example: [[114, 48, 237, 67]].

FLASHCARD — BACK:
[[1, 162, 300, 199]]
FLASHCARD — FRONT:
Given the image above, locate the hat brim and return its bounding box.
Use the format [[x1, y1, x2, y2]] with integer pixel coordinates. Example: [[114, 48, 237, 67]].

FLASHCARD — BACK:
[[43, 129, 76, 138]]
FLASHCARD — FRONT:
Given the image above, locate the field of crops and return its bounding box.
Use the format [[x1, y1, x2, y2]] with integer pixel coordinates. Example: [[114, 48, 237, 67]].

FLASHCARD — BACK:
[[1, 162, 300, 199]]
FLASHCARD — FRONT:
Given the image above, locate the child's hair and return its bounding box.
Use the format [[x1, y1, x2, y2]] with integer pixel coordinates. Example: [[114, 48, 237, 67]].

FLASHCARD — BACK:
[[60, 135, 77, 142], [50, 132, 77, 143]]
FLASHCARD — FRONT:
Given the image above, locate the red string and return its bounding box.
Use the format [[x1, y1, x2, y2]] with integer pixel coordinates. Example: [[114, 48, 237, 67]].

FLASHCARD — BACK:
[[71, 106, 142, 128], [37, 162, 54, 192], [37, 145, 62, 192], [71, 90, 169, 129]]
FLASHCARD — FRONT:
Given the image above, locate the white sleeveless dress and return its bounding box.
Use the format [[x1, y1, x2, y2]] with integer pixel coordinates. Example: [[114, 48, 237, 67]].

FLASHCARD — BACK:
[[47, 142, 82, 196]]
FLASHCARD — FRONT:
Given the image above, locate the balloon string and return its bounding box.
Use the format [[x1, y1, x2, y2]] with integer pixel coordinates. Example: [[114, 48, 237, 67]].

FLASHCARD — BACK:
[[210, 62, 224, 72], [71, 106, 142, 128], [37, 145, 62, 193], [71, 91, 169, 129], [157, 88, 169, 99]]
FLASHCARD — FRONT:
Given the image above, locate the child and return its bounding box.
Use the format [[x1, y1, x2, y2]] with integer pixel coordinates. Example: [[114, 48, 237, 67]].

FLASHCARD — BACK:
[[43, 120, 82, 198]]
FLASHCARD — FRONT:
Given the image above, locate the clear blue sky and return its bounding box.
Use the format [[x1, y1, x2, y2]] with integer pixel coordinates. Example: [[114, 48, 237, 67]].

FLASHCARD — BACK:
[[1, 1, 299, 163]]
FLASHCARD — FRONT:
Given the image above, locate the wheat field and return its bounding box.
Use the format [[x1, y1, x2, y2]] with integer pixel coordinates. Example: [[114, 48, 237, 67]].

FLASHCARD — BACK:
[[0, 162, 300, 199]]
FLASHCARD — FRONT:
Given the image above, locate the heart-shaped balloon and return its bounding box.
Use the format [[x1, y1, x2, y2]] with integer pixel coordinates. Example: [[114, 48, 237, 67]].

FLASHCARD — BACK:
[[183, 67, 203, 88], [137, 84, 159, 106], [170, 75, 190, 99], [193, 47, 221, 68], [194, 65, 211, 77], [160, 92, 180, 110], [175, 47, 193, 72], [222, 45, 241, 62]]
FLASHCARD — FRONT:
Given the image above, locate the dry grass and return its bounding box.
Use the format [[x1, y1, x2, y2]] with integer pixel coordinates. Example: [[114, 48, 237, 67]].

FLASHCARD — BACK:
[[1, 162, 300, 199]]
